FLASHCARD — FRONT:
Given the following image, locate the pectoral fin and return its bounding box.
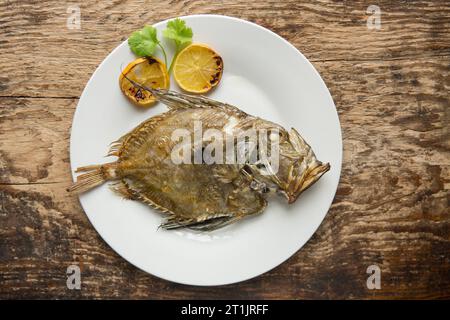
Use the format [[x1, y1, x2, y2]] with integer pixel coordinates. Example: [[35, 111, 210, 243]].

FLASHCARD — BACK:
[[160, 214, 238, 231]]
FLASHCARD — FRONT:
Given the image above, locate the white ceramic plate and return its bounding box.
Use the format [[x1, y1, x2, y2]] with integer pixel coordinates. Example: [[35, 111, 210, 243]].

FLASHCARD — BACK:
[[70, 14, 342, 286]]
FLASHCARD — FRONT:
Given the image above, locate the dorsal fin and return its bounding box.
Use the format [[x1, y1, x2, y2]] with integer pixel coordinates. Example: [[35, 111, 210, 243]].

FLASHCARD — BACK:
[[121, 73, 246, 116]]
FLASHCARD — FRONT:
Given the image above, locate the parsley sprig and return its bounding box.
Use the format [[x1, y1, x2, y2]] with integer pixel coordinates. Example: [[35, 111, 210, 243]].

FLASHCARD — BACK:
[[162, 18, 193, 72], [128, 18, 193, 73], [128, 25, 168, 67]]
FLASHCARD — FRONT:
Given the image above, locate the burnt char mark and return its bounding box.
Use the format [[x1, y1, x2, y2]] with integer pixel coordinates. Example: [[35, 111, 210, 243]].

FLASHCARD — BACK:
[[210, 71, 221, 84], [145, 57, 158, 65], [209, 55, 223, 84], [134, 88, 145, 101], [214, 55, 223, 67]]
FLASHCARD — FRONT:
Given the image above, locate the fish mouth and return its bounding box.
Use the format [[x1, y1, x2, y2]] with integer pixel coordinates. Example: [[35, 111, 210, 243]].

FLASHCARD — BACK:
[[286, 162, 330, 204]]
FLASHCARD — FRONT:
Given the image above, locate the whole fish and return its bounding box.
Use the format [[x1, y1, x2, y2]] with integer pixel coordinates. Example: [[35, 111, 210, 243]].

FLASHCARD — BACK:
[[68, 79, 330, 231]]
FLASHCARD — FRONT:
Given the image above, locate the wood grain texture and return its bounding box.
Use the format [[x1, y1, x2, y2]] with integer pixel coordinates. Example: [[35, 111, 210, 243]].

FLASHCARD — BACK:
[[0, 0, 449, 299]]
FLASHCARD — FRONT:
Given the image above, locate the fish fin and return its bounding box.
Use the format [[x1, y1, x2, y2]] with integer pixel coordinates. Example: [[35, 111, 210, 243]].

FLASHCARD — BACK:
[[157, 90, 243, 114], [136, 194, 175, 215], [122, 74, 246, 115], [107, 140, 123, 157], [107, 129, 138, 157], [109, 180, 135, 200], [160, 214, 238, 231], [67, 162, 117, 194], [289, 127, 310, 152]]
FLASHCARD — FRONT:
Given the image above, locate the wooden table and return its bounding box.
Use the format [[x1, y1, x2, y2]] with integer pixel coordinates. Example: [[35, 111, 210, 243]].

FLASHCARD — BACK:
[[0, 0, 449, 299]]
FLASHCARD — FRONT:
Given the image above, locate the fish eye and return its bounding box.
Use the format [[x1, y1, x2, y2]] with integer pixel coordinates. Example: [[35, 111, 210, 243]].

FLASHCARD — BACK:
[[268, 129, 288, 142], [268, 132, 278, 141]]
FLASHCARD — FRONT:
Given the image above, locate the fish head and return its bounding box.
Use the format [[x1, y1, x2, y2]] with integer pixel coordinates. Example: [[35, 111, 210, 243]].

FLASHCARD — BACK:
[[255, 127, 330, 204]]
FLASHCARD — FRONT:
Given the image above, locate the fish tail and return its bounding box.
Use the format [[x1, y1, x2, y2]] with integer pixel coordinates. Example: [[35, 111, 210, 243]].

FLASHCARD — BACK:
[[67, 162, 118, 194]]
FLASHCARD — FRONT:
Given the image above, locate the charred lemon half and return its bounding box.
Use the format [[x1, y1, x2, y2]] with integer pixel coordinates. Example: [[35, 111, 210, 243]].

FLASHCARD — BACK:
[[173, 44, 223, 94], [119, 57, 169, 107]]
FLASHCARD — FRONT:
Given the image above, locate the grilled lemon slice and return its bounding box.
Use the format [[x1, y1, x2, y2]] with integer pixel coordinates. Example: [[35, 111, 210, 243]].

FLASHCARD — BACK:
[[119, 57, 169, 107], [173, 44, 223, 94]]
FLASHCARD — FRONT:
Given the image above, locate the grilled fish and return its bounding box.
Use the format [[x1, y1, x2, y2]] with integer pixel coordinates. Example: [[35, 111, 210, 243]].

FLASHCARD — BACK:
[[68, 79, 330, 231]]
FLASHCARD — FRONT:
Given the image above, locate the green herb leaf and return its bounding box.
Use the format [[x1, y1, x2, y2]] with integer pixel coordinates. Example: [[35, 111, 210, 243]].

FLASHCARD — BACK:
[[163, 18, 194, 73], [128, 25, 159, 57], [163, 18, 193, 48]]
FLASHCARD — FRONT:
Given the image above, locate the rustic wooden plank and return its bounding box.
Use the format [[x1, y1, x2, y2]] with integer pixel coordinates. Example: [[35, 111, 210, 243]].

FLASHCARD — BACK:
[[0, 0, 449, 98], [0, 0, 449, 299], [0, 50, 448, 298], [0, 97, 73, 184]]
